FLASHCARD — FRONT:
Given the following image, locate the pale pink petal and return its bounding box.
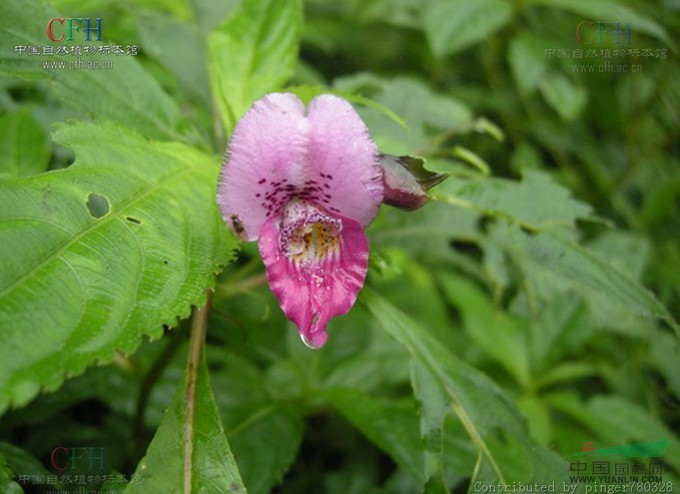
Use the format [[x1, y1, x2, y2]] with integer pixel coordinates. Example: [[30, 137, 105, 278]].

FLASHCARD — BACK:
[[258, 202, 369, 349], [217, 93, 308, 241], [217, 93, 383, 241], [307, 95, 383, 226]]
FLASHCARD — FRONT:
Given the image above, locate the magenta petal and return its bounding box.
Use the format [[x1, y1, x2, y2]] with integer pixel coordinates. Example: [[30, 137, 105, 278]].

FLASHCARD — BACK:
[[258, 209, 369, 349]]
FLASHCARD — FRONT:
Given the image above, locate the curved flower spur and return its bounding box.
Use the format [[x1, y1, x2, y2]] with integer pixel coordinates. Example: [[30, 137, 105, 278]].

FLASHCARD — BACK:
[[217, 93, 383, 348]]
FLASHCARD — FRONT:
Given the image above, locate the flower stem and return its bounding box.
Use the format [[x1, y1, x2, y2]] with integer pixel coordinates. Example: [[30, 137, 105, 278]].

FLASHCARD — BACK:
[[183, 291, 212, 494]]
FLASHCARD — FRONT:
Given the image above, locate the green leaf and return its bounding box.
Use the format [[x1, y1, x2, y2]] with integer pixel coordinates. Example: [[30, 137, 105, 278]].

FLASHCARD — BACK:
[[515, 394, 552, 446], [335, 75, 474, 155], [0, 109, 50, 177], [649, 328, 680, 400], [548, 393, 680, 474], [363, 289, 572, 488], [539, 72, 588, 122], [324, 388, 426, 484], [586, 396, 680, 473], [209, 354, 305, 494], [0, 121, 236, 413], [0, 441, 58, 492], [508, 33, 550, 94], [191, 0, 242, 32], [137, 11, 211, 107], [0, 447, 24, 494], [208, 0, 302, 135], [437, 275, 531, 388], [423, 0, 514, 57], [525, 0, 675, 50], [587, 230, 649, 282], [227, 405, 304, 494], [126, 356, 246, 493], [487, 223, 680, 337], [286, 84, 408, 129], [0, 1, 187, 141], [434, 169, 593, 230]]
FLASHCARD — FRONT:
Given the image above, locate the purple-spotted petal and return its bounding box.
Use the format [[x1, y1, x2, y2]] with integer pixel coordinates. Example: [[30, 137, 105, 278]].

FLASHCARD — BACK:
[[258, 202, 369, 349], [306, 95, 383, 226], [217, 93, 307, 241], [217, 93, 383, 241]]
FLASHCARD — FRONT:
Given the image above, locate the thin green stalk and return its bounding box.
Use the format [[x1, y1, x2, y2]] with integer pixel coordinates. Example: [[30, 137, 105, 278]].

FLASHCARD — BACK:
[[183, 292, 212, 494]]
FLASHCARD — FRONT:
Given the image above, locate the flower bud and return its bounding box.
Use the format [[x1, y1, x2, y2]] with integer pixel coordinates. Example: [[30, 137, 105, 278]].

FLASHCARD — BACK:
[[379, 154, 449, 211]]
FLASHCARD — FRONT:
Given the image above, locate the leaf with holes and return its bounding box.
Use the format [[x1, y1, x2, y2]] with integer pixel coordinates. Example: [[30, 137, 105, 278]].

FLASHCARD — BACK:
[[0, 121, 237, 413]]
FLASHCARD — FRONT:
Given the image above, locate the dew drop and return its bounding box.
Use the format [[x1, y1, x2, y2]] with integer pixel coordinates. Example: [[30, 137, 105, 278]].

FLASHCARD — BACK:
[[300, 332, 322, 350]]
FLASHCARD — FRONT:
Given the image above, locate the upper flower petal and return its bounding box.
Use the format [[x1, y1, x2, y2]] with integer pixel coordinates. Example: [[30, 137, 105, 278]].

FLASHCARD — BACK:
[[305, 95, 383, 226], [217, 93, 307, 241], [258, 200, 369, 349], [217, 93, 383, 241]]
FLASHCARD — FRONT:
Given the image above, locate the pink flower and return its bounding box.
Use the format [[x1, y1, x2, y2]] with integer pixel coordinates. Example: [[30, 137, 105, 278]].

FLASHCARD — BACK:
[[217, 93, 383, 348]]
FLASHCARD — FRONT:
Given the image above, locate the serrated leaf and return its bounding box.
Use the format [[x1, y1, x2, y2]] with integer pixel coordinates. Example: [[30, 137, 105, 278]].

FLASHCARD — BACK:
[[0, 447, 24, 494], [0, 1, 187, 141], [487, 223, 680, 337], [587, 230, 649, 281], [424, 0, 514, 57], [0, 109, 50, 177], [126, 356, 246, 493], [363, 289, 573, 489], [0, 122, 237, 413], [0, 441, 58, 492], [208, 0, 302, 135], [434, 169, 593, 230]]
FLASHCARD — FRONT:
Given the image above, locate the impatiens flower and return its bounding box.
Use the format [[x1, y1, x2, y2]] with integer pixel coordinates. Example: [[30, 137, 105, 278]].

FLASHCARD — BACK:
[[217, 93, 383, 348]]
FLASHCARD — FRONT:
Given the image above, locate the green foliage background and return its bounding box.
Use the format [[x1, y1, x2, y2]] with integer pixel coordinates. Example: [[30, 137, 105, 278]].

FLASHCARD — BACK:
[[0, 0, 679, 493]]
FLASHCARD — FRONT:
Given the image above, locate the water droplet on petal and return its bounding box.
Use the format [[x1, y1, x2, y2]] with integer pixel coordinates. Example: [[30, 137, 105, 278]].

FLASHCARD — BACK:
[[300, 332, 322, 349]]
